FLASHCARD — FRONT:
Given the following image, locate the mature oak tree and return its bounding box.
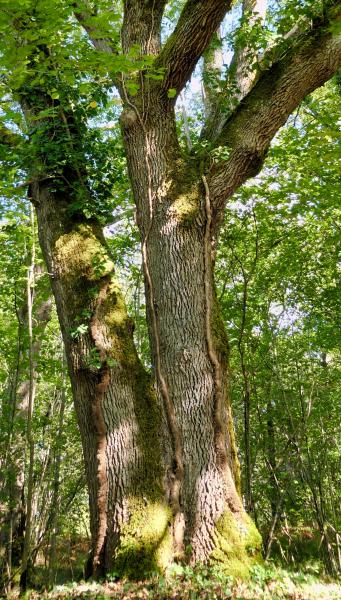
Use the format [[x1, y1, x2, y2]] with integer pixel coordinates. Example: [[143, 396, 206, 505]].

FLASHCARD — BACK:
[[1, 0, 341, 582]]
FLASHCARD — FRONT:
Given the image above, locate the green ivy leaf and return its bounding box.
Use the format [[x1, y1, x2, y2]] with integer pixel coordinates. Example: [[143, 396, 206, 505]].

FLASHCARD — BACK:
[[167, 88, 177, 99]]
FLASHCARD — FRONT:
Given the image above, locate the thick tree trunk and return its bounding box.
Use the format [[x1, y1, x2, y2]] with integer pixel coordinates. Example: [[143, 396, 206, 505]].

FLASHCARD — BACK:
[[28, 178, 167, 577], [120, 93, 261, 574]]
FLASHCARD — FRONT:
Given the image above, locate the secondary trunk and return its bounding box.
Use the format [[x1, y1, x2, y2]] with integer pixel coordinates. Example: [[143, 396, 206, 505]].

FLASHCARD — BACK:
[[29, 178, 167, 577], [17, 69, 173, 575], [120, 90, 261, 574]]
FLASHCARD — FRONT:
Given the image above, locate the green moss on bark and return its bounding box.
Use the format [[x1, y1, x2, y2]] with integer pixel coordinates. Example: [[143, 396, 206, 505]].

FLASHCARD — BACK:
[[55, 223, 115, 283], [169, 159, 201, 226], [170, 190, 200, 225], [114, 498, 172, 579], [211, 510, 262, 578]]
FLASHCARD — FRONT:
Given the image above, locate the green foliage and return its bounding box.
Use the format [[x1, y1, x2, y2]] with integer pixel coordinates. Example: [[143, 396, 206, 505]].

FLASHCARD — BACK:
[[216, 81, 341, 576]]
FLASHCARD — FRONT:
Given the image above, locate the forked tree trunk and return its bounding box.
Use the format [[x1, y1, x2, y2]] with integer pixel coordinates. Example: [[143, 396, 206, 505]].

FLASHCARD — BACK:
[[16, 0, 340, 578], [25, 95, 260, 579]]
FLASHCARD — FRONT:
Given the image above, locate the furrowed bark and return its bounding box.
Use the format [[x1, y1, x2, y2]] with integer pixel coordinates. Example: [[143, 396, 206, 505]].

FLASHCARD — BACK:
[[122, 0, 166, 54], [120, 81, 258, 571], [154, 0, 233, 95]]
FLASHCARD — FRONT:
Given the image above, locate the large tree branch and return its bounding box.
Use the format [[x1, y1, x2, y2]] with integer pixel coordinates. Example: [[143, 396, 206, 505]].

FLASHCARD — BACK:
[[203, 0, 267, 140], [231, 0, 267, 98], [154, 0, 233, 96], [121, 0, 167, 54], [208, 9, 341, 222]]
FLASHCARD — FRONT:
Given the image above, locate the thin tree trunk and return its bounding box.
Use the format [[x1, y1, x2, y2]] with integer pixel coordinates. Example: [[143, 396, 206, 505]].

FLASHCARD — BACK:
[[237, 273, 253, 516], [266, 396, 279, 521], [20, 206, 37, 592], [0, 295, 52, 593], [0, 328, 22, 594], [48, 359, 67, 588]]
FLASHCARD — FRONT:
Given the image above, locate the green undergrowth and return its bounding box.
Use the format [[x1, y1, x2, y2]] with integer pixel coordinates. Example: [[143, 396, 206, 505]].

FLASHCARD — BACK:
[[15, 563, 341, 599]]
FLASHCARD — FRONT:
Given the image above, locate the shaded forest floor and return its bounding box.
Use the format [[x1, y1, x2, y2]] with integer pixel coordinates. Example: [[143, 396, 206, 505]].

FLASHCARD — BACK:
[[10, 565, 341, 599]]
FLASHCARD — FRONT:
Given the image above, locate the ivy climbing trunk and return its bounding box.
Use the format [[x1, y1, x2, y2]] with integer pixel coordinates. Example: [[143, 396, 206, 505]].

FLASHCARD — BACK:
[[120, 92, 261, 572]]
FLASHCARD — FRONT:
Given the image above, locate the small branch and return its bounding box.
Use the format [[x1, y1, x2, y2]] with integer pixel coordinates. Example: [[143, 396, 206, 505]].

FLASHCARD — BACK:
[[202, 27, 224, 121], [202, 174, 243, 512], [73, 1, 116, 54], [179, 92, 192, 151], [203, 0, 268, 141]]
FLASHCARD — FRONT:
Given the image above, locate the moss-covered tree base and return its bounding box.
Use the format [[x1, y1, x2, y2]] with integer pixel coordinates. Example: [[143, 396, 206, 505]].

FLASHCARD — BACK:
[[114, 498, 173, 580], [211, 510, 262, 578], [113, 499, 262, 581]]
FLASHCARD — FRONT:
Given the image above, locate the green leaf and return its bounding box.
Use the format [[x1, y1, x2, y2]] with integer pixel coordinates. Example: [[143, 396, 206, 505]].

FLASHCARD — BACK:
[[167, 87, 177, 99]]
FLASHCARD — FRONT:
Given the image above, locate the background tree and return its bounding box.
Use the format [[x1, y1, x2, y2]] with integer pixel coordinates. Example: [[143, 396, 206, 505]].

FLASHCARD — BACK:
[[0, 197, 87, 594]]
